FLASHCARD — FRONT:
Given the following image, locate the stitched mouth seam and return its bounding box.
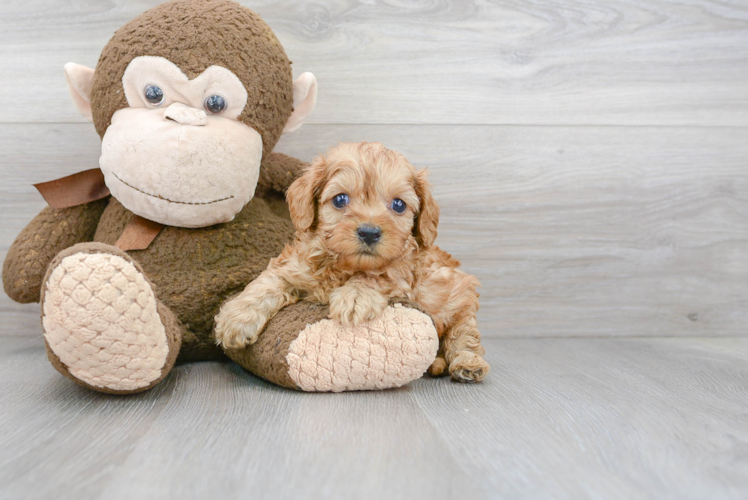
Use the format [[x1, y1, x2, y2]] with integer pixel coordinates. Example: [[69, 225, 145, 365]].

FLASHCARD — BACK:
[[112, 173, 234, 205]]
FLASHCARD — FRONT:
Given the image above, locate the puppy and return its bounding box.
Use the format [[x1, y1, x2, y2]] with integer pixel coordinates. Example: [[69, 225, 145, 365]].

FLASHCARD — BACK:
[[215, 142, 489, 382]]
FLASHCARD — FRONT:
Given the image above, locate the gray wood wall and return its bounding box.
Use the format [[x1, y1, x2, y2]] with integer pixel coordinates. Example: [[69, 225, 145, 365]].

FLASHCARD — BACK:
[[1, 0, 747, 338]]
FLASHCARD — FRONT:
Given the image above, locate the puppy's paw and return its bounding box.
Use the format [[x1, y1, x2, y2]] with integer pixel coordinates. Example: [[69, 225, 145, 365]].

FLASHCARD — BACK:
[[214, 303, 268, 349], [329, 284, 388, 326], [449, 351, 490, 383], [427, 356, 448, 377]]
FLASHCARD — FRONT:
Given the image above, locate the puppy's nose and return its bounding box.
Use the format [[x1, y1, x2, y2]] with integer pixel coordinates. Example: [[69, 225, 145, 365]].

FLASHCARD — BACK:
[[357, 225, 382, 246]]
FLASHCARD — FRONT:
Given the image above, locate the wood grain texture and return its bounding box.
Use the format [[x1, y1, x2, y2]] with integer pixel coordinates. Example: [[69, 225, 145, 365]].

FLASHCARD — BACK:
[[2, 123, 746, 337], [0, 335, 746, 499], [0, 0, 747, 125], [413, 336, 748, 499]]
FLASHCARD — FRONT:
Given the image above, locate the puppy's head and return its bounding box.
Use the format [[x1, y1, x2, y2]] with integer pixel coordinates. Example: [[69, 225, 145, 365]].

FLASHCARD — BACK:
[[286, 142, 439, 271]]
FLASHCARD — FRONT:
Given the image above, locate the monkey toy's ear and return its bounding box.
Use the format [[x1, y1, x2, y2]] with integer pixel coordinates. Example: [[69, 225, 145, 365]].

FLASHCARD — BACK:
[[282, 72, 317, 134], [63, 63, 95, 122]]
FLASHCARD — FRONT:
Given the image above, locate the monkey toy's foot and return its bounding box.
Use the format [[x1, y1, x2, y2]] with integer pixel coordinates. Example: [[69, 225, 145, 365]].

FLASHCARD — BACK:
[[41, 243, 181, 394], [224, 302, 440, 392]]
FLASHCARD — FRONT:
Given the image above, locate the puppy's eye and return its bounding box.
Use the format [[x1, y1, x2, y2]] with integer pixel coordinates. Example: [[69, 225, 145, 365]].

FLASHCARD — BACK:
[[204, 95, 227, 114], [332, 194, 350, 209], [391, 198, 407, 214], [144, 85, 164, 106]]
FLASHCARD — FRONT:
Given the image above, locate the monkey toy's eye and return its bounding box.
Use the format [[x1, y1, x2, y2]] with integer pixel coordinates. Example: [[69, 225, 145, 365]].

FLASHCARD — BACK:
[[204, 95, 227, 114], [144, 85, 164, 106], [391, 198, 407, 214], [332, 194, 349, 209]]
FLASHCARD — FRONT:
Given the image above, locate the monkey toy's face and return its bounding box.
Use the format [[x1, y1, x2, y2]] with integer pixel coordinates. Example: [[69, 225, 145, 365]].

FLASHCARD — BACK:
[[100, 56, 263, 228], [62, 0, 317, 229]]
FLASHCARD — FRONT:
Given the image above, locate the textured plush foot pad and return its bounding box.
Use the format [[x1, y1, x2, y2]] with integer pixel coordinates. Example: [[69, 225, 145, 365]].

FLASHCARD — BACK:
[[287, 304, 439, 392], [42, 252, 168, 391]]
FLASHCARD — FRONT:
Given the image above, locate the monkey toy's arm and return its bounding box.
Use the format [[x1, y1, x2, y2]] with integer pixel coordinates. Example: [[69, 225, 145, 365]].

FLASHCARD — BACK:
[[2, 198, 109, 303], [255, 152, 309, 196]]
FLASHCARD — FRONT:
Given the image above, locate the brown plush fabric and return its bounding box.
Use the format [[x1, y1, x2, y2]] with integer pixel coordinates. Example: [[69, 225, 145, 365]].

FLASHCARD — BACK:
[[90, 0, 294, 158], [40, 242, 184, 395], [263, 191, 292, 221], [389, 297, 430, 316], [224, 301, 331, 390], [3, 198, 109, 303], [3, 158, 302, 367], [256, 152, 309, 197], [92, 196, 295, 362]]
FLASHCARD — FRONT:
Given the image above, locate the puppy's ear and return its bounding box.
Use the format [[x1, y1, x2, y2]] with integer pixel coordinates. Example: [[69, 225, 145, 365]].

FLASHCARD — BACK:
[[286, 156, 327, 232], [413, 169, 439, 248]]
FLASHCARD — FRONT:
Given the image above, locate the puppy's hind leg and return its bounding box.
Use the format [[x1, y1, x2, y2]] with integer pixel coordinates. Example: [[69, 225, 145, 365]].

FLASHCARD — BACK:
[[443, 317, 490, 383], [427, 343, 448, 377]]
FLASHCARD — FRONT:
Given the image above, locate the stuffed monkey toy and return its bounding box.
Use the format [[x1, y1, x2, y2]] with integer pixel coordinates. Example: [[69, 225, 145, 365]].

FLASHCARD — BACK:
[[2, 0, 437, 394]]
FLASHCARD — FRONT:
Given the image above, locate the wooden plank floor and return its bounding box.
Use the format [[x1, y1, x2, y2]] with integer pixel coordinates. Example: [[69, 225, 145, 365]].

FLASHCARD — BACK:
[[1, 335, 746, 500], [2, 0, 748, 126]]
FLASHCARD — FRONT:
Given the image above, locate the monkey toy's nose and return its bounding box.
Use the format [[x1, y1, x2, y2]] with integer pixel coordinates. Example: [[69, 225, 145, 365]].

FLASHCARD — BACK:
[[357, 225, 382, 246], [163, 102, 207, 126]]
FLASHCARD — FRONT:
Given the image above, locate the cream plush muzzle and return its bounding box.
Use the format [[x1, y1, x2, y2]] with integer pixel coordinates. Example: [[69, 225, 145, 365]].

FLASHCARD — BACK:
[[96, 56, 264, 228], [100, 106, 262, 228], [68, 55, 317, 229]]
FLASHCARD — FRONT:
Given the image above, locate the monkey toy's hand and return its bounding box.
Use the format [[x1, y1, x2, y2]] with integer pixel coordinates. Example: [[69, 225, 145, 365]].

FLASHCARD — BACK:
[[329, 280, 389, 327]]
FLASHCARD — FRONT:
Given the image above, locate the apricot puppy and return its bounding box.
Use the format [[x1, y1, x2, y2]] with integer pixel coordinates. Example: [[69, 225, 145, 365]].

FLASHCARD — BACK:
[[215, 142, 489, 382]]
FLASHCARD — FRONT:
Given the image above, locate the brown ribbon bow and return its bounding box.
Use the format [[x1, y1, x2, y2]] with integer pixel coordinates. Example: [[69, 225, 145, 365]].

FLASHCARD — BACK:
[[34, 168, 164, 251]]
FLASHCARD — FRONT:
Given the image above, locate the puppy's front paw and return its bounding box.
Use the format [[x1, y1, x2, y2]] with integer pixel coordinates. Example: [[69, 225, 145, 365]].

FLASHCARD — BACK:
[[329, 284, 388, 326], [449, 351, 490, 383], [214, 303, 268, 349]]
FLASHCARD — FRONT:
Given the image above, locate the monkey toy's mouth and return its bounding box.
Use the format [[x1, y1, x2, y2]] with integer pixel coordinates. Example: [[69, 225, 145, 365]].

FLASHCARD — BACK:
[[111, 172, 234, 206], [100, 107, 264, 228]]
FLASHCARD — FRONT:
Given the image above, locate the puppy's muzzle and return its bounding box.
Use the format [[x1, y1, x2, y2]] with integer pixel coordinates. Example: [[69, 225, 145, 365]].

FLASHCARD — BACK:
[[357, 224, 382, 246]]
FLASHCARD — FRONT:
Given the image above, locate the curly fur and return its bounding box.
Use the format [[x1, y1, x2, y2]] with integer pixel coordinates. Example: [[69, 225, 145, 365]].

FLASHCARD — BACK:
[[215, 142, 489, 382]]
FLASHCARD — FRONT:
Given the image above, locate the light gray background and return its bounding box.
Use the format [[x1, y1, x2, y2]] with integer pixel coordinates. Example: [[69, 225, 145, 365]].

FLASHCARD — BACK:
[[0, 1, 746, 499]]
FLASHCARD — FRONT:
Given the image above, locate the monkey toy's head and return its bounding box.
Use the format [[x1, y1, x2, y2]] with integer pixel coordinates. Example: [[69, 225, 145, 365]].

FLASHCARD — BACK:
[[63, 0, 316, 228]]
